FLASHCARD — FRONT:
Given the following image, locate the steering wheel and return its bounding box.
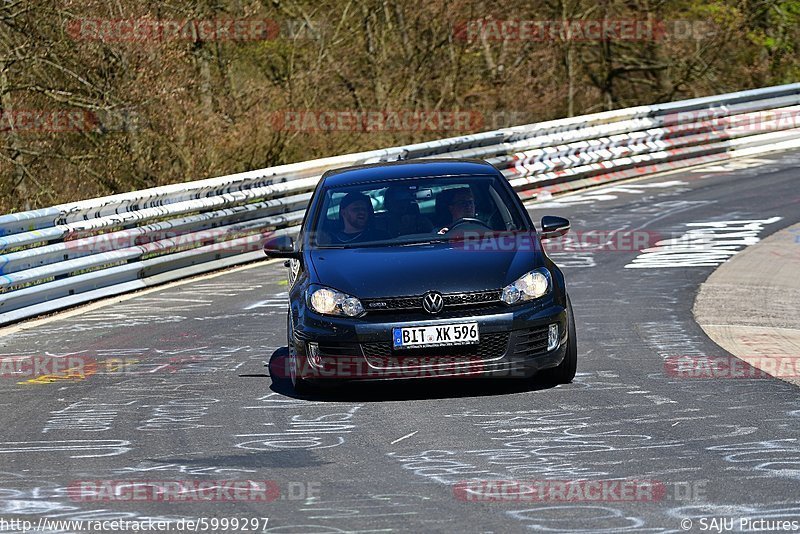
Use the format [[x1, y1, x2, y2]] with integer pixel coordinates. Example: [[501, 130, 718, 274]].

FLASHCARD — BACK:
[[444, 218, 492, 233]]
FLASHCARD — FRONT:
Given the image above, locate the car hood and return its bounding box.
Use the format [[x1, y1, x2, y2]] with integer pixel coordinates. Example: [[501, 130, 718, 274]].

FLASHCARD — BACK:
[[308, 241, 543, 298]]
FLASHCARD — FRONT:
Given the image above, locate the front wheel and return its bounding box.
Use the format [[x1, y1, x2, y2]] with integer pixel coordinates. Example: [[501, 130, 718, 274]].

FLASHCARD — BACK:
[[287, 311, 314, 395], [541, 295, 577, 384]]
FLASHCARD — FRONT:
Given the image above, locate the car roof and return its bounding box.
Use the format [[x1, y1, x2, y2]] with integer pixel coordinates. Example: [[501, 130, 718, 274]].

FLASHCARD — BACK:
[[321, 159, 500, 187]]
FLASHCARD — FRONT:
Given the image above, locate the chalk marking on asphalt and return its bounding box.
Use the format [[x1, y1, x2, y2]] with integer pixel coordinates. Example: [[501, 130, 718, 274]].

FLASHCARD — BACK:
[[626, 216, 783, 269], [692, 158, 771, 173], [390, 431, 419, 445], [137, 297, 213, 303], [523, 152, 789, 209]]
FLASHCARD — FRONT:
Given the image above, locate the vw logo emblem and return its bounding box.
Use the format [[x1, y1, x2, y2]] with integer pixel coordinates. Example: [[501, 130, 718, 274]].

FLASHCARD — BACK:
[[422, 292, 444, 314]]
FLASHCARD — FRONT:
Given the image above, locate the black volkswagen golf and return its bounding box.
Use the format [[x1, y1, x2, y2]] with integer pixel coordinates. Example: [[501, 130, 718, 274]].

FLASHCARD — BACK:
[[264, 159, 576, 393]]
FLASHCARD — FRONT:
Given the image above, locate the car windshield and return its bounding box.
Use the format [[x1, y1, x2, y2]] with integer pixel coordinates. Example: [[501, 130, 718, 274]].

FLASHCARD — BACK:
[[311, 175, 528, 248]]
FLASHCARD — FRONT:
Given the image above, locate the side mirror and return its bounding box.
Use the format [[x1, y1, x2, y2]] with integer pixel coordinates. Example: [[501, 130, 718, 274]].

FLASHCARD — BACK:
[[540, 216, 570, 240], [263, 235, 300, 259]]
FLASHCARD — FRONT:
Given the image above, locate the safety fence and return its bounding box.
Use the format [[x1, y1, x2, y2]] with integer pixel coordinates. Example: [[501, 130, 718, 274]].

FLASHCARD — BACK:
[[2, 83, 800, 325]]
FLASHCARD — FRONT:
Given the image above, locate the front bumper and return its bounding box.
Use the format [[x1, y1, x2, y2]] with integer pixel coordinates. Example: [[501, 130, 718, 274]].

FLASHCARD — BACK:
[[291, 301, 568, 382]]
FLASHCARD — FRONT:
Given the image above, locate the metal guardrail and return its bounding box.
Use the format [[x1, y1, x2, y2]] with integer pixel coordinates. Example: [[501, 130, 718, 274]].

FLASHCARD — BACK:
[[2, 83, 800, 326]]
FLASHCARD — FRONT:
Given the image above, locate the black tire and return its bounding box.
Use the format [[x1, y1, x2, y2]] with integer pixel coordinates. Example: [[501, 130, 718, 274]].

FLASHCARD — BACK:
[[287, 311, 314, 395], [541, 295, 577, 384]]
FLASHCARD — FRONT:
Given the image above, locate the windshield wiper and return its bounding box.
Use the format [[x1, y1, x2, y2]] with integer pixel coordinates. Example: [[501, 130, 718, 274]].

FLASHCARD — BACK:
[[397, 238, 450, 246]]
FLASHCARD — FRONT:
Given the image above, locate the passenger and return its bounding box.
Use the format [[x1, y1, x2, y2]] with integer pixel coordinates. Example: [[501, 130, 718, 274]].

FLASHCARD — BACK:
[[329, 192, 388, 244]]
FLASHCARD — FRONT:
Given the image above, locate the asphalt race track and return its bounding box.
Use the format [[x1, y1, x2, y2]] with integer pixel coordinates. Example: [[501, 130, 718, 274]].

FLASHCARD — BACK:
[[1, 151, 799, 533]]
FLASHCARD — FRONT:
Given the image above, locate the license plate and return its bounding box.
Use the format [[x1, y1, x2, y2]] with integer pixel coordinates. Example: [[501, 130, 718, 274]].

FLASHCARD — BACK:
[[392, 323, 479, 349]]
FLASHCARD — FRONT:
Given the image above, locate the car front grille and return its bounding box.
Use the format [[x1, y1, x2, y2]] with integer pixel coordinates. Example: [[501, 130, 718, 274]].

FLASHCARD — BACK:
[[362, 290, 502, 314], [365, 296, 420, 311], [444, 291, 502, 306], [362, 332, 510, 368]]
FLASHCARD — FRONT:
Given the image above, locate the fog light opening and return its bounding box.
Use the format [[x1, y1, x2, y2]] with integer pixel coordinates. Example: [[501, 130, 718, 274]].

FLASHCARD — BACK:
[[547, 324, 559, 351], [307, 342, 322, 368]]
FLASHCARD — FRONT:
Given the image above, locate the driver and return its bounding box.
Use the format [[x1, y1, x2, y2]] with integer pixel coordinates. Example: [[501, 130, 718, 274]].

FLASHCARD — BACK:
[[437, 188, 477, 233], [448, 188, 476, 220]]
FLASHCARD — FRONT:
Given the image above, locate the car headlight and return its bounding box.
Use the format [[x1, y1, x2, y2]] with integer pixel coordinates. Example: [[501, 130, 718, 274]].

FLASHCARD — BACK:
[[501, 268, 551, 305], [307, 286, 364, 317]]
